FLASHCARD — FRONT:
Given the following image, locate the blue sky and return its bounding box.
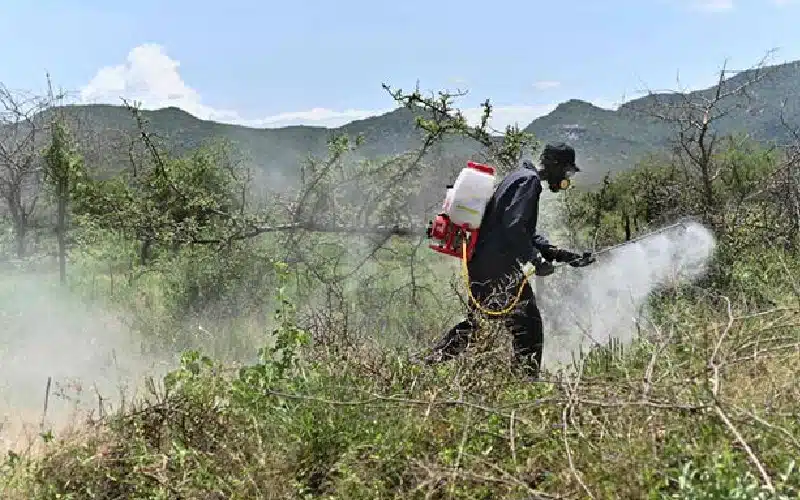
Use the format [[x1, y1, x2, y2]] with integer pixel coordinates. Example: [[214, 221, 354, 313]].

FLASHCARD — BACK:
[[2, 0, 799, 129]]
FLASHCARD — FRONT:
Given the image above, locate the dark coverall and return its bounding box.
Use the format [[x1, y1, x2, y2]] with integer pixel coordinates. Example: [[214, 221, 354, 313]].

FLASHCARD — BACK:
[[430, 161, 574, 375]]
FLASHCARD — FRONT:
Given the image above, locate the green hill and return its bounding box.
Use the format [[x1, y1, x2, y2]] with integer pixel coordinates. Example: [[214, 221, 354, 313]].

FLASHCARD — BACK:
[[524, 60, 800, 184], [45, 58, 800, 188]]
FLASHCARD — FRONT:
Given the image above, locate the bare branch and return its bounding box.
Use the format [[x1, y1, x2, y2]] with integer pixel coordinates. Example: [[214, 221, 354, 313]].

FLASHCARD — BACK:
[[0, 79, 57, 257]]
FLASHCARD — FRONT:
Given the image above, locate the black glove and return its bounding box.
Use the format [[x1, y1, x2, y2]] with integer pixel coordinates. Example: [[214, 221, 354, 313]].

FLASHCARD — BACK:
[[567, 251, 596, 268], [521, 255, 555, 278], [536, 257, 555, 276], [532, 254, 556, 276]]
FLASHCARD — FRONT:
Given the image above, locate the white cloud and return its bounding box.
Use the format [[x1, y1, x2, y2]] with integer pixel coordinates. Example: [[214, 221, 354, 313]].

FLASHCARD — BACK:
[[532, 80, 561, 90], [689, 0, 733, 11], [80, 43, 242, 123], [79, 43, 558, 131]]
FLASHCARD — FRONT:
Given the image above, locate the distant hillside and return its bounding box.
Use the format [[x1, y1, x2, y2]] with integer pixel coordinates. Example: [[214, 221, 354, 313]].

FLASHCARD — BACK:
[[33, 59, 800, 189], [526, 60, 800, 184], [47, 103, 482, 192]]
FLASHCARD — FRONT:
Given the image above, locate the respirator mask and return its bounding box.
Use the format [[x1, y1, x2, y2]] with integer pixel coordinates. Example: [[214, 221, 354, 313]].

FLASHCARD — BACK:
[[542, 164, 578, 192], [539, 143, 580, 192]]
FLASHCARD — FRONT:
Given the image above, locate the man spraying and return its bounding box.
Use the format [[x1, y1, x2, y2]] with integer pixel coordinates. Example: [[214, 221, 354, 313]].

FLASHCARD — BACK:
[[424, 142, 596, 377]]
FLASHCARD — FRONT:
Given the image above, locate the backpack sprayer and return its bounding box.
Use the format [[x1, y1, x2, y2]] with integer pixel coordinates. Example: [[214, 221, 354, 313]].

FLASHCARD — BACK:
[[426, 161, 497, 261], [426, 161, 531, 316]]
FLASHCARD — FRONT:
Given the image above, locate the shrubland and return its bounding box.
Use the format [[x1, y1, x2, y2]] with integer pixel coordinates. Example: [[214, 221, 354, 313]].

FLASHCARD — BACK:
[[0, 69, 799, 499]]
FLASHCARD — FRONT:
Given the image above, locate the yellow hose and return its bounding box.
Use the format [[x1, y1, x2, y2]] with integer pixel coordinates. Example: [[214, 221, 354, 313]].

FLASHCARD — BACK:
[[460, 239, 530, 316]]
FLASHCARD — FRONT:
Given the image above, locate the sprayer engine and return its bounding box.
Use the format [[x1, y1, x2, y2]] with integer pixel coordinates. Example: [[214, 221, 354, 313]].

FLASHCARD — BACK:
[[426, 161, 496, 261], [426, 214, 480, 260]]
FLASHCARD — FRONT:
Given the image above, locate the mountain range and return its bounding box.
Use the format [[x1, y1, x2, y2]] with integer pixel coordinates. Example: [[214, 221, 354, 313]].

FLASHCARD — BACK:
[[44, 58, 800, 189]]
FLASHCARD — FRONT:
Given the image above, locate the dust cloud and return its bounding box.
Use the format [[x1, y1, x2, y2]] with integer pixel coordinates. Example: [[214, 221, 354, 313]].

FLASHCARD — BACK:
[[0, 272, 173, 454], [536, 220, 717, 370]]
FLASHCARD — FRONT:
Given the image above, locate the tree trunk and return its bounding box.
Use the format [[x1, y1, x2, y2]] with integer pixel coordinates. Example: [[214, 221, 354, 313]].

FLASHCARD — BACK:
[[140, 238, 152, 266], [13, 221, 26, 259], [7, 197, 27, 259], [624, 212, 632, 241], [56, 176, 68, 284]]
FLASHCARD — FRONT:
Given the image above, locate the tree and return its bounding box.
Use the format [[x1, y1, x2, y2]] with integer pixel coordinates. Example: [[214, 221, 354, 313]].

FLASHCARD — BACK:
[[43, 107, 84, 284], [70, 101, 259, 265], [629, 52, 777, 229], [382, 83, 539, 175], [0, 83, 53, 257]]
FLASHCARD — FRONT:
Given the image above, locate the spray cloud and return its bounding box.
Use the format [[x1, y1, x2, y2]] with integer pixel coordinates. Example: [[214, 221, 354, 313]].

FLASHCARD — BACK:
[[0, 273, 173, 453], [538, 221, 717, 369]]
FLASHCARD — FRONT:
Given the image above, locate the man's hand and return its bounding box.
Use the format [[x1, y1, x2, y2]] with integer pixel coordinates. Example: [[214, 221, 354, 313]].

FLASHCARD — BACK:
[[536, 259, 555, 276], [568, 251, 596, 268], [521, 257, 555, 278], [551, 248, 596, 267]]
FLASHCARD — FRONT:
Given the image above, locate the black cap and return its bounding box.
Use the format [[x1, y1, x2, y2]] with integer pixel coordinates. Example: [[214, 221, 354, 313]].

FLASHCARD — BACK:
[[540, 142, 580, 171]]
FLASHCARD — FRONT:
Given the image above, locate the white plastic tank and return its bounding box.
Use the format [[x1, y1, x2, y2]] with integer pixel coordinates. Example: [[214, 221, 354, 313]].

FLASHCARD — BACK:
[[442, 186, 454, 212], [446, 162, 496, 227]]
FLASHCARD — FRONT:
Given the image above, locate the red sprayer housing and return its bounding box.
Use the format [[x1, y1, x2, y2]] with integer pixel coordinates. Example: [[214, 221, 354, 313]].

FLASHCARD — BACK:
[[426, 161, 496, 261], [426, 214, 481, 259]]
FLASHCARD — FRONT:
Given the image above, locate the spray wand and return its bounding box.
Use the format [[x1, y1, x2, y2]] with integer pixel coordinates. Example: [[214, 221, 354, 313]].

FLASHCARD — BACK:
[[553, 218, 694, 270]]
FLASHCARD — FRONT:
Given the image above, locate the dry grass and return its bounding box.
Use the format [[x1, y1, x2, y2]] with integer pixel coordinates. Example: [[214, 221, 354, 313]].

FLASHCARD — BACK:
[[2, 289, 796, 499]]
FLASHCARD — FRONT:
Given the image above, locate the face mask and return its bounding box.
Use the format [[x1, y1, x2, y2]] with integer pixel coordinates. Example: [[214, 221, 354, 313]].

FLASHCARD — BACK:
[[545, 166, 576, 192]]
